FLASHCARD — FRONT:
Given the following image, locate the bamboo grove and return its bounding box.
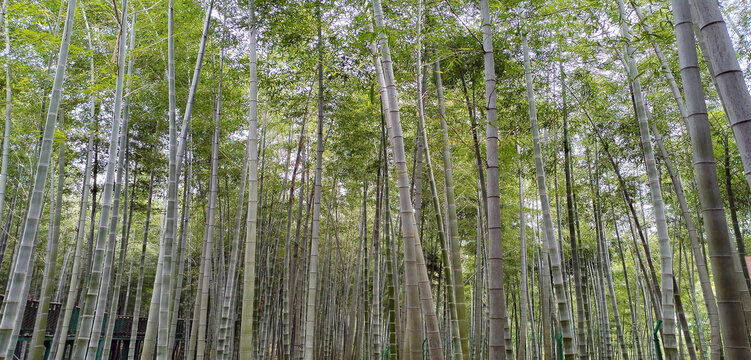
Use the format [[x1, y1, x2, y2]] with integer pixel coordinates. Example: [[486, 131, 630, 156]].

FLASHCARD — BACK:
[[1, 0, 751, 358]]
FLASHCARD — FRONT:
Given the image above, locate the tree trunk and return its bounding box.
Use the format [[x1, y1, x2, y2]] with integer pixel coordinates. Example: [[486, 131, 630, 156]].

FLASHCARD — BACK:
[[0, 194, 15, 285], [29, 144, 65, 359], [613, 211, 644, 360], [127, 171, 154, 360], [418, 64, 460, 359], [282, 97, 310, 360], [614, 0, 677, 356], [101, 13, 136, 358], [147, 3, 212, 359], [371, 146, 384, 360], [52, 127, 94, 360], [219, 72, 250, 360], [101, 145, 133, 360], [598, 199, 629, 360], [187, 209, 206, 360], [0, 0, 11, 256], [691, 0, 751, 196], [196, 81, 220, 360], [345, 189, 365, 359], [672, 0, 751, 357], [653, 124, 722, 360], [0, 0, 76, 356], [75, 4, 97, 297], [473, 188, 486, 360], [593, 234, 611, 359], [673, 276, 699, 360], [561, 67, 587, 359], [518, 158, 528, 360], [370, 0, 443, 356], [303, 15, 325, 359], [434, 60, 470, 360], [168, 151, 192, 358], [156, 0, 184, 357], [79, 3, 130, 357], [382, 122, 401, 360], [480, 2, 509, 358], [240, 0, 259, 356], [523, 34, 576, 359], [724, 137, 751, 311]]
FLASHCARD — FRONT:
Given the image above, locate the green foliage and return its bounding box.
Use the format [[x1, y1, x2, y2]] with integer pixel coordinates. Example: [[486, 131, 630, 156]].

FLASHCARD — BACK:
[[3, 0, 751, 356]]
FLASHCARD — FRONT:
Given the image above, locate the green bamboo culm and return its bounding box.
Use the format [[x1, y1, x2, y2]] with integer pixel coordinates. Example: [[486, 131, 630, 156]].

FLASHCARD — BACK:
[[654, 320, 663, 360], [557, 333, 563, 360], [0, 0, 77, 357]]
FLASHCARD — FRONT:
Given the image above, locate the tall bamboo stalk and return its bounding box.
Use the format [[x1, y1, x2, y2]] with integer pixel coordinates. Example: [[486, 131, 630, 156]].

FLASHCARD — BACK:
[[672, 0, 751, 357], [0, 0, 11, 254], [101, 142, 131, 360], [481, 1, 509, 357], [240, 0, 259, 357], [96, 20, 134, 360], [419, 62, 460, 359], [434, 59, 470, 360], [0, 0, 76, 356], [371, 152, 384, 360], [518, 156, 528, 360], [74, 2, 128, 357], [371, 0, 443, 357], [523, 34, 576, 358], [474, 188, 486, 360], [197, 81, 220, 360], [29, 144, 65, 359], [155, 0, 180, 356], [52, 128, 93, 360], [303, 21, 325, 357], [127, 171, 154, 360], [169, 151, 192, 358], [691, 0, 751, 194], [653, 125, 721, 360], [218, 70, 250, 360], [561, 66, 586, 359], [614, 0, 677, 356]]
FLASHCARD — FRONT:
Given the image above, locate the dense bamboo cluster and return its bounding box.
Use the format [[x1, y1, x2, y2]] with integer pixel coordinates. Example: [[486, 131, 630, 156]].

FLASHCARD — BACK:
[[1, 0, 751, 359]]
